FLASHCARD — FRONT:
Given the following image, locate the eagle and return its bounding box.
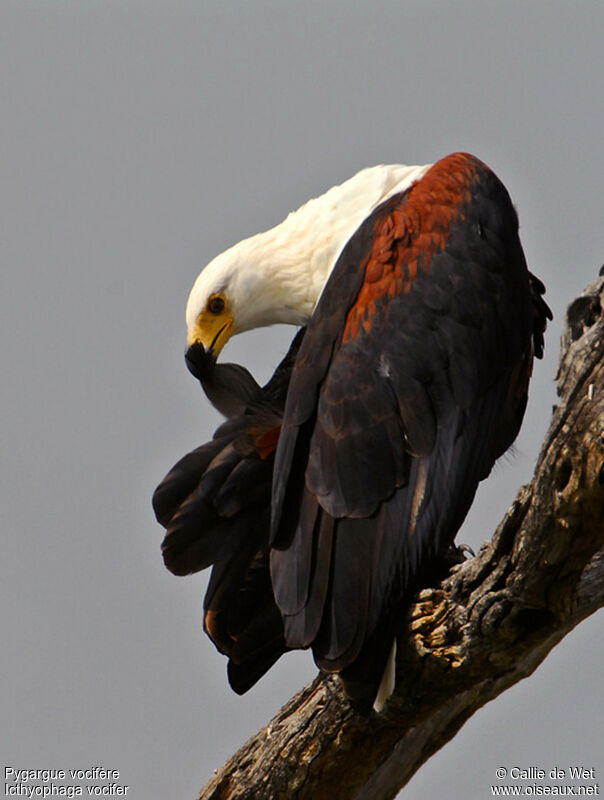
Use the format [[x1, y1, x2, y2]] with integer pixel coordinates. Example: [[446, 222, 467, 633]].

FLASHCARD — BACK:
[[153, 152, 551, 714]]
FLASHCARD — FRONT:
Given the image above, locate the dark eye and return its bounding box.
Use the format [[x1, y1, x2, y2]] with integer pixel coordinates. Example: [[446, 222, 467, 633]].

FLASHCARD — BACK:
[[208, 295, 225, 315]]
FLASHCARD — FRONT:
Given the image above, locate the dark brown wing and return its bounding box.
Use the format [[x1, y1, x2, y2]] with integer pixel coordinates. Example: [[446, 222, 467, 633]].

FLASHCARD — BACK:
[[153, 330, 304, 694], [270, 153, 551, 710]]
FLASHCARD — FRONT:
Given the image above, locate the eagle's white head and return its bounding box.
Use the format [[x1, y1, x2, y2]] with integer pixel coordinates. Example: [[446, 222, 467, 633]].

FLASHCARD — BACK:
[[185, 162, 430, 356]]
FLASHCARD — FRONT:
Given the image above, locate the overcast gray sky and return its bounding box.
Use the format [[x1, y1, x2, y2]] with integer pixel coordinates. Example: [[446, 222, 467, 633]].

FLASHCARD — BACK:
[[1, 2, 602, 798]]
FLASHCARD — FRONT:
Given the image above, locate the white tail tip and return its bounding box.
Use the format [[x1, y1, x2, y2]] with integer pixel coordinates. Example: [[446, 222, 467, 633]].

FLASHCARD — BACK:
[[373, 641, 397, 713]]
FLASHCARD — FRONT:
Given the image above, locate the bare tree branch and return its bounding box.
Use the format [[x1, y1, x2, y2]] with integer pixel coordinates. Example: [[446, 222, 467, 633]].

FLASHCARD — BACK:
[[198, 274, 604, 800]]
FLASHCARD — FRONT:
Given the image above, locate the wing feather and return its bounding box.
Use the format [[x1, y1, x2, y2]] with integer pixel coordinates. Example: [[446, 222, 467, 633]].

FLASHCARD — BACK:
[[269, 153, 549, 711], [153, 331, 305, 690]]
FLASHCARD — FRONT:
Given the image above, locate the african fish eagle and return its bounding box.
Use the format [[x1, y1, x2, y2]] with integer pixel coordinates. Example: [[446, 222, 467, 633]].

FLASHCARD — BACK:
[[153, 152, 551, 714]]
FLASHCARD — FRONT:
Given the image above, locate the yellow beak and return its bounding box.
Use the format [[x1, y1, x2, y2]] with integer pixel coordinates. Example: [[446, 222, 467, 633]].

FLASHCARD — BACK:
[[186, 312, 234, 357]]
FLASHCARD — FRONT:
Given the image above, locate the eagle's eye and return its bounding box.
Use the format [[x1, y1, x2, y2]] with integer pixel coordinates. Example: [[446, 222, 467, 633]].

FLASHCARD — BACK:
[[207, 295, 225, 315]]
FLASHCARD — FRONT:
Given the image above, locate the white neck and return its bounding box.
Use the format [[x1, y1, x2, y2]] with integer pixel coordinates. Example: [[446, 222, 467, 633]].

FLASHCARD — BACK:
[[186, 162, 432, 334]]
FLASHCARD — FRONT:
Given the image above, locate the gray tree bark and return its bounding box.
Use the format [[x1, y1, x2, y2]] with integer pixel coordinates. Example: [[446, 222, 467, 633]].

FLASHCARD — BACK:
[[198, 274, 604, 800]]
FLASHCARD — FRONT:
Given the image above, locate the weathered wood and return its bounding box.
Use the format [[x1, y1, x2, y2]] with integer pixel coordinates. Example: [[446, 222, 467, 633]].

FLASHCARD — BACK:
[[198, 275, 604, 800]]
